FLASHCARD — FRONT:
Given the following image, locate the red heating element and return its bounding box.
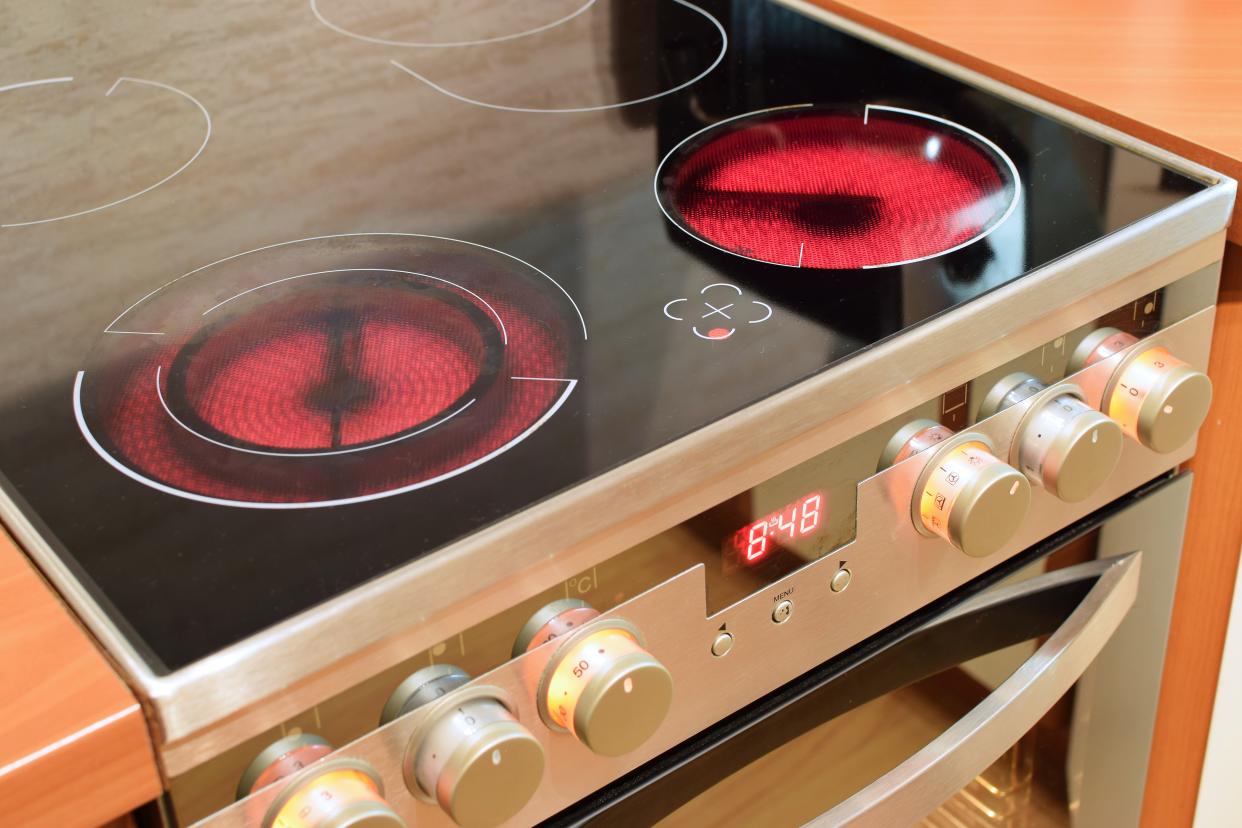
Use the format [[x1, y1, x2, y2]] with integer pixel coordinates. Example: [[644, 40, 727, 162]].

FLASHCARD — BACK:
[[90, 273, 571, 505], [167, 288, 492, 452], [661, 108, 1015, 270]]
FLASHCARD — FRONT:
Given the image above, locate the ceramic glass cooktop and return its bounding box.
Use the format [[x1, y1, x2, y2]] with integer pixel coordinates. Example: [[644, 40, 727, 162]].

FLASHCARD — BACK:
[[0, 0, 1204, 671]]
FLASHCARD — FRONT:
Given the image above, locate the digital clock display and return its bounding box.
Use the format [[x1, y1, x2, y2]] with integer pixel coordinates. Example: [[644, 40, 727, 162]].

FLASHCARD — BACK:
[[726, 492, 825, 567]]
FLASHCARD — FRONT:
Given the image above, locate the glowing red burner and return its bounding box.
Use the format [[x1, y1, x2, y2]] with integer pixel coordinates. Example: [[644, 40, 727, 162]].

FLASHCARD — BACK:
[[657, 106, 1018, 270], [165, 285, 497, 453], [79, 245, 581, 508]]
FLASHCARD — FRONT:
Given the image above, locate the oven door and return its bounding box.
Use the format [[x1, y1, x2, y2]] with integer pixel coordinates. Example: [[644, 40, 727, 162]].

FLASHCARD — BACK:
[[547, 473, 1193, 828]]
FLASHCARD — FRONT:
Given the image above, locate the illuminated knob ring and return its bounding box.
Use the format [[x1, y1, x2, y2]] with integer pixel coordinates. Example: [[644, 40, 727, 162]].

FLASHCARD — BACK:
[[535, 618, 645, 733], [535, 617, 673, 757], [910, 430, 1031, 558], [1003, 381, 1123, 502], [911, 430, 993, 539], [1099, 337, 1212, 454], [259, 757, 399, 828]]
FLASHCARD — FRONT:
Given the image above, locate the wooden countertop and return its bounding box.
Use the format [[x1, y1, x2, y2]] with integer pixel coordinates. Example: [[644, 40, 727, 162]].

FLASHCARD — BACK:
[[0, 529, 161, 827], [810, 0, 1242, 242]]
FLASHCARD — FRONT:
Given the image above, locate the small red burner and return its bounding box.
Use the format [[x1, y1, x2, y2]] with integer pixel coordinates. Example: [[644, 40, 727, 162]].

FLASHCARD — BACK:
[[656, 106, 1018, 270]]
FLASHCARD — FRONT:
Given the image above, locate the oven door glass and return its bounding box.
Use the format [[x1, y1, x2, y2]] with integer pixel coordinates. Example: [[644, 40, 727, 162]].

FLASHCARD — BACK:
[[549, 474, 1193, 828]]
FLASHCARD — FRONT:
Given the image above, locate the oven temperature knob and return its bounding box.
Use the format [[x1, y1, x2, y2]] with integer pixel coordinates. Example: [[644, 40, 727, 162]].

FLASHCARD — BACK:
[[512, 598, 602, 656], [239, 734, 404, 828], [384, 666, 544, 828], [1072, 328, 1212, 453], [883, 421, 1031, 558], [520, 602, 673, 757], [980, 373, 1123, 502]]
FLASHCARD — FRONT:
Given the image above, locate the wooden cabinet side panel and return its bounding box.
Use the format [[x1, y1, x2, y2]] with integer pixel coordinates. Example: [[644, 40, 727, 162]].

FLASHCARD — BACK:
[[1142, 243, 1242, 825], [0, 529, 161, 828]]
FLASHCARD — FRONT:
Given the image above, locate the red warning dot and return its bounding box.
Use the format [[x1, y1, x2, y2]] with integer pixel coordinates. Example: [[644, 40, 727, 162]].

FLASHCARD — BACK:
[[708, 327, 731, 339]]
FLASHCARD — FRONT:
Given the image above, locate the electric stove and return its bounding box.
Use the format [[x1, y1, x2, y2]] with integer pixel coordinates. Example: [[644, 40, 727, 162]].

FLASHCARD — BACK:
[[0, 2, 1234, 826]]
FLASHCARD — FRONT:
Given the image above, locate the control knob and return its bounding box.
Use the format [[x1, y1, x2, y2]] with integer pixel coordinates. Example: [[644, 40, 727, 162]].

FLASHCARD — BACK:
[[517, 600, 673, 757], [881, 420, 1031, 558], [1071, 328, 1212, 453], [238, 733, 404, 828], [382, 665, 544, 828], [980, 373, 1123, 502]]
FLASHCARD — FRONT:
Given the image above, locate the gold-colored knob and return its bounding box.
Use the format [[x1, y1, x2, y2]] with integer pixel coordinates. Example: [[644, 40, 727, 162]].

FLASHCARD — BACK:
[[539, 623, 673, 757], [912, 434, 1031, 558], [261, 758, 405, 828], [1071, 328, 1212, 454], [1115, 353, 1212, 453], [390, 668, 545, 828]]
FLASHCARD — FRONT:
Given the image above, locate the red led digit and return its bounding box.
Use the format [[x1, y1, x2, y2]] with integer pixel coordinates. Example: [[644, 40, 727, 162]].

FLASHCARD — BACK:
[[799, 494, 823, 534], [729, 491, 826, 566], [776, 505, 797, 536], [745, 521, 769, 561]]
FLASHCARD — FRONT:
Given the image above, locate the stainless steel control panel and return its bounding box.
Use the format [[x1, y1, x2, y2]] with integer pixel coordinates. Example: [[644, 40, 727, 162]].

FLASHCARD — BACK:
[[182, 266, 1217, 828]]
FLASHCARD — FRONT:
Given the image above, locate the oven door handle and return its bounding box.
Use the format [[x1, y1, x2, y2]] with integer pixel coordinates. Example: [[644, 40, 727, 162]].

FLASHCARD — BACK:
[[804, 550, 1142, 828]]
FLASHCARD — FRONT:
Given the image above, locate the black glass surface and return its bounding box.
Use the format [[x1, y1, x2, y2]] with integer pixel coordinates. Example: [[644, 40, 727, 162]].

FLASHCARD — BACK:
[[0, 0, 1205, 671]]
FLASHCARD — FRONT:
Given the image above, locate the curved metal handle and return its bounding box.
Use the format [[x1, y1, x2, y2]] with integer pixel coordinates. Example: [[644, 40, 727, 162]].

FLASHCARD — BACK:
[[804, 551, 1142, 828]]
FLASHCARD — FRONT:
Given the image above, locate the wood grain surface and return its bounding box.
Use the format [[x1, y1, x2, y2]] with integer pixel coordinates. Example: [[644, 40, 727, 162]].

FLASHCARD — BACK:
[[806, 0, 1242, 244], [0, 528, 160, 828]]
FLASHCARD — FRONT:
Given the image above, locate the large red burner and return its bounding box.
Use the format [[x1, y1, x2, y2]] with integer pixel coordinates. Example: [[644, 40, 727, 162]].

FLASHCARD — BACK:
[[165, 285, 499, 454], [79, 240, 582, 508], [658, 106, 1017, 270]]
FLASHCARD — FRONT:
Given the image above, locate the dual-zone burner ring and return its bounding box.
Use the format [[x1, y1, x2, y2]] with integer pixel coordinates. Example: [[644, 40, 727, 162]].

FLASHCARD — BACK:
[[76, 235, 585, 509]]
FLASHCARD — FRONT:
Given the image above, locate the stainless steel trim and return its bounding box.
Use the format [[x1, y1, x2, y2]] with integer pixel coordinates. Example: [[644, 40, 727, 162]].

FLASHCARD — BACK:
[[4, 1, 1233, 761], [802, 552, 1142, 828]]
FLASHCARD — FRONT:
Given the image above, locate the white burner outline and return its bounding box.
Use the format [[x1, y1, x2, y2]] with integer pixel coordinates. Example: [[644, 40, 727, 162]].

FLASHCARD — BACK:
[[154, 365, 478, 458], [652, 103, 1023, 270], [0, 76, 212, 229], [74, 372, 578, 510], [310, 0, 597, 48], [103, 233, 588, 340], [662, 298, 687, 321], [200, 267, 510, 345], [388, 0, 727, 114]]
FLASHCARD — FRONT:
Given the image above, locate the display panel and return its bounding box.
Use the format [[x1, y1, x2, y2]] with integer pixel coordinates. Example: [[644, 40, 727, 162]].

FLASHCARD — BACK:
[[725, 491, 825, 569]]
